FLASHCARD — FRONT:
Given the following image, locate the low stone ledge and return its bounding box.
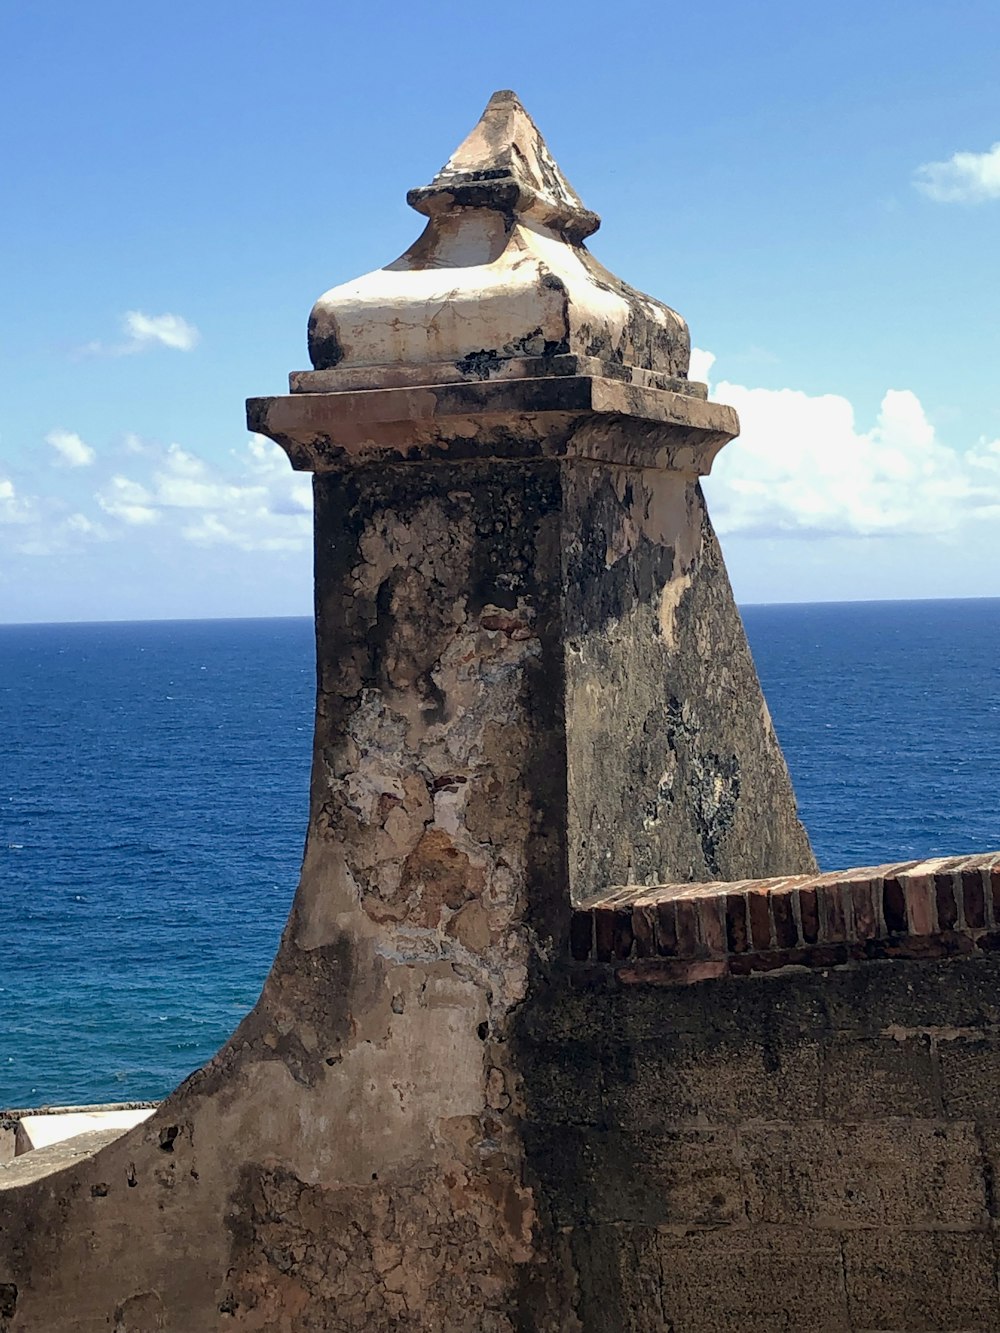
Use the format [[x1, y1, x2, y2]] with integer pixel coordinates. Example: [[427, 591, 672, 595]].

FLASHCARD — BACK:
[[0, 1101, 159, 1160], [570, 854, 1000, 984], [0, 1128, 130, 1188], [0, 1100, 159, 1120]]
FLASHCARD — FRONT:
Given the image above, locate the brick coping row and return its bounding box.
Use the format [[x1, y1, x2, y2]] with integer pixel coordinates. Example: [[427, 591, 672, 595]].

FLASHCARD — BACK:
[[570, 854, 1000, 985]]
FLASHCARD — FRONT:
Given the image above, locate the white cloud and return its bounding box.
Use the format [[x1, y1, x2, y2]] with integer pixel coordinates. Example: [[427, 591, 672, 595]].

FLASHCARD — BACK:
[[78, 311, 201, 358], [242, 435, 313, 517], [180, 511, 307, 553], [153, 445, 249, 511], [0, 477, 40, 531], [46, 428, 95, 467], [0, 477, 21, 522], [122, 311, 200, 352], [96, 476, 160, 526], [0, 474, 107, 554], [699, 348, 1000, 538], [13, 510, 109, 557], [914, 142, 1000, 203], [688, 347, 716, 384]]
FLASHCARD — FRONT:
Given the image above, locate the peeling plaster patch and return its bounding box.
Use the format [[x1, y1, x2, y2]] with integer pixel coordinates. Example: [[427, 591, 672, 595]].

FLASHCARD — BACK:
[[760, 696, 777, 746], [628, 472, 690, 551], [113, 1291, 164, 1332], [375, 827, 486, 928], [292, 853, 367, 952], [642, 761, 677, 832], [601, 467, 698, 587], [658, 572, 692, 651]]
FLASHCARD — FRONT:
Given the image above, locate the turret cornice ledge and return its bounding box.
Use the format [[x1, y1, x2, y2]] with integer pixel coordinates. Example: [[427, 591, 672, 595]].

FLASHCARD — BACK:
[[247, 376, 738, 474]]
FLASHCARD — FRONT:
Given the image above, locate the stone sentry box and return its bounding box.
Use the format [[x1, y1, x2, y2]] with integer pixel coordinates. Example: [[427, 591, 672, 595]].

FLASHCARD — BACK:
[[2, 92, 999, 1333], [248, 88, 815, 908]]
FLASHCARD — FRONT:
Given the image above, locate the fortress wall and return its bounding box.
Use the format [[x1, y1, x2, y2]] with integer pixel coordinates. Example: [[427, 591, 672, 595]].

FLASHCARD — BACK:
[[518, 944, 1000, 1332]]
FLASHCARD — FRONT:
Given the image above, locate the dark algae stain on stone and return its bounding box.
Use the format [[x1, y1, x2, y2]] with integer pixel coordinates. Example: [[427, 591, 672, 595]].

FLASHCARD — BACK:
[[306, 309, 345, 370]]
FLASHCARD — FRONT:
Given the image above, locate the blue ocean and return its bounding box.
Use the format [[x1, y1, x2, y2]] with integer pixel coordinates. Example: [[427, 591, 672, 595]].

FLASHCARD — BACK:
[[2, 601, 999, 1108]]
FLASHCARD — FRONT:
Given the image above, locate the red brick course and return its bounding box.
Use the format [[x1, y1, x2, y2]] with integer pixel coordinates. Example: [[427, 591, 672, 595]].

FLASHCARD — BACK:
[[570, 854, 1000, 984]]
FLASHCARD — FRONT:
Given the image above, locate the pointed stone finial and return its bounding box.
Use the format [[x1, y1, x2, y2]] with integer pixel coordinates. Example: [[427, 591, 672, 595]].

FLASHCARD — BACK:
[[406, 89, 601, 242], [302, 90, 695, 392]]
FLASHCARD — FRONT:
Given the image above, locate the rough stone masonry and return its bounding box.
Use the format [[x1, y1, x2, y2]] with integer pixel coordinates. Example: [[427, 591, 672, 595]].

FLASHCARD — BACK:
[[3, 92, 998, 1332]]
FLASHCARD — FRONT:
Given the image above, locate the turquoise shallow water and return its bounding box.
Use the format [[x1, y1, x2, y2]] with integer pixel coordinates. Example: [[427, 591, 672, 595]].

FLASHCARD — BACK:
[[1, 601, 998, 1107], [1, 618, 314, 1109]]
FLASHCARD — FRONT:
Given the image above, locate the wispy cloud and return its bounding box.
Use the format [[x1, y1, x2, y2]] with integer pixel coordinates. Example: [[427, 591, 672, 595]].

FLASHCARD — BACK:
[[46, 428, 95, 467], [78, 310, 201, 358], [2, 435, 311, 582], [0, 474, 101, 554], [93, 436, 311, 550], [914, 142, 1000, 203]]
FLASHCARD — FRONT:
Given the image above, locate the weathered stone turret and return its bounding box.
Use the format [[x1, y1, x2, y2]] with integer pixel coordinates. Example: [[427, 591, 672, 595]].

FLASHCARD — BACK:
[[0, 93, 827, 1331], [248, 89, 816, 909]]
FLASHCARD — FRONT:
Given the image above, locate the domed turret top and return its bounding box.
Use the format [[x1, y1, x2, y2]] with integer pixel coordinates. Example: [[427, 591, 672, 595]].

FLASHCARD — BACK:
[[299, 91, 695, 394]]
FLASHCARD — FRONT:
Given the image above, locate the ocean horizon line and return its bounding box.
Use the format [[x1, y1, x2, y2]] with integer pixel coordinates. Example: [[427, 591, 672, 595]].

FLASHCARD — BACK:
[[2, 594, 1000, 630]]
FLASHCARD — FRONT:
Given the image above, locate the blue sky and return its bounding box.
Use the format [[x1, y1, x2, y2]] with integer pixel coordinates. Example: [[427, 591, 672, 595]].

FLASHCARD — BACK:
[[2, 0, 999, 622]]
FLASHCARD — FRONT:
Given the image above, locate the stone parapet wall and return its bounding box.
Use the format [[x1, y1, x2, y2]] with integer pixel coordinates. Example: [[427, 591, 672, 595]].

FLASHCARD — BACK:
[[518, 949, 1000, 1330], [571, 853, 1000, 984]]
